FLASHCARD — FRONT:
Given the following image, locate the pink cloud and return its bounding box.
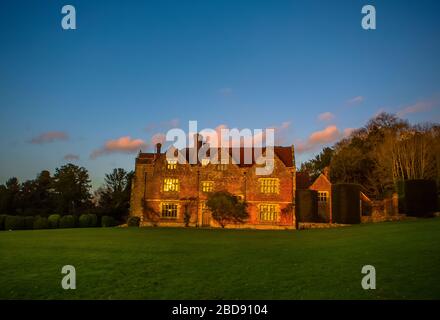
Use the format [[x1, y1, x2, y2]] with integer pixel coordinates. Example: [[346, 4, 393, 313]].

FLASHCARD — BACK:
[[297, 125, 351, 154], [397, 99, 437, 117], [64, 154, 80, 161], [347, 96, 364, 105], [151, 133, 166, 145], [29, 131, 69, 144], [317, 112, 335, 122], [91, 136, 147, 159]]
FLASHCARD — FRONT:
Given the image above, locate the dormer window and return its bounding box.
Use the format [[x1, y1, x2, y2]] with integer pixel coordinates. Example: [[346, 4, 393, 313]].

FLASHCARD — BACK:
[[167, 159, 177, 170]]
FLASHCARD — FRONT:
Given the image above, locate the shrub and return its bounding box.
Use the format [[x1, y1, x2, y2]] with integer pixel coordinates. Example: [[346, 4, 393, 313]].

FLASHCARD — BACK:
[[79, 214, 92, 228], [295, 190, 318, 222], [404, 180, 437, 217], [88, 214, 98, 227], [48, 214, 61, 229], [101, 215, 117, 227], [332, 183, 361, 224], [206, 191, 248, 228], [33, 216, 49, 229], [0, 214, 7, 230], [4, 216, 25, 230], [60, 215, 75, 228], [127, 216, 140, 227], [24, 216, 35, 230]]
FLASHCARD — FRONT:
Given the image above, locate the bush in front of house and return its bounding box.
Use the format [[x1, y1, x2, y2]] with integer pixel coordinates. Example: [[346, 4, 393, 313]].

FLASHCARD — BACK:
[[101, 215, 117, 227], [404, 179, 437, 217], [295, 190, 318, 222], [48, 214, 61, 228], [127, 216, 140, 227], [79, 214, 92, 228], [0, 214, 7, 230], [59, 215, 75, 228], [332, 183, 361, 224], [33, 216, 49, 229], [4, 215, 25, 230], [24, 216, 35, 230]]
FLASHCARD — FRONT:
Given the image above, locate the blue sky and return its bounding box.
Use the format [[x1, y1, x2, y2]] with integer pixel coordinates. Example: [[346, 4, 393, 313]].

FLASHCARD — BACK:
[[0, 0, 439, 188]]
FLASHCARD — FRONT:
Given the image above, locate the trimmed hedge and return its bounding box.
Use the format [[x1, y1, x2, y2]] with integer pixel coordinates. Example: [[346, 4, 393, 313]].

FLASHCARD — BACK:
[[101, 215, 117, 227], [88, 214, 98, 227], [332, 183, 361, 224], [403, 179, 437, 217], [60, 215, 75, 228], [295, 190, 318, 222], [79, 214, 92, 228], [4, 215, 25, 230], [24, 216, 35, 230], [0, 214, 6, 230], [48, 214, 61, 229], [127, 216, 140, 227], [33, 216, 49, 229]]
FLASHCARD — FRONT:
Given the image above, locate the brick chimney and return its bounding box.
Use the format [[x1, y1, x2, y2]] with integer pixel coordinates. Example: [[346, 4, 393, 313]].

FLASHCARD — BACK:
[[155, 143, 162, 154], [323, 166, 330, 179]]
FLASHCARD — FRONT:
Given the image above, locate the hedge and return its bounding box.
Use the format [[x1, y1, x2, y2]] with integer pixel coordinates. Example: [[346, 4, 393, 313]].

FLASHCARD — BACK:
[[48, 214, 61, 229], [4, 216, 25, 230], [101, 215, 117, 227], [24, 216, 35, 230], [403, 179, 437, 217], [127, 216, 140, 227], [59, 215, 75, 228], [332, 183, 361, 224], [79, 214, 92, 228], [33, 216, 49, 229], [88, 214, 98, 227], [0, 214, 6, 230], [295, 190, 318, 222]]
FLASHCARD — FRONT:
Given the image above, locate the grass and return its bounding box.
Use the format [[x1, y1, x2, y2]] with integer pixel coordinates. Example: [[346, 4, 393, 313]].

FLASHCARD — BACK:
[[0, 218, 439, 299]]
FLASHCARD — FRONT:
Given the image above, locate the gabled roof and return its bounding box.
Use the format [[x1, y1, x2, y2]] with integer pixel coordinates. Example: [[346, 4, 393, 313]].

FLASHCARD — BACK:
[[137, 146, 294, 168]]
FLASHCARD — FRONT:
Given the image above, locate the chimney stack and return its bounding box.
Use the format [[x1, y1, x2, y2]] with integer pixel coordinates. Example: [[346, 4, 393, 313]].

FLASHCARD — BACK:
[[323, 166, 330, 178], [156, 143, 162, 154]]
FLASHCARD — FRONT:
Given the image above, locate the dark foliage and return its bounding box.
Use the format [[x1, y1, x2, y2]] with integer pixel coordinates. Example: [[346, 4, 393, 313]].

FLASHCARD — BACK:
[[127, 216, 140, 227], [295, 190, 318, 222], [404, 180, 437, 217], [332, 183, 361, 224]]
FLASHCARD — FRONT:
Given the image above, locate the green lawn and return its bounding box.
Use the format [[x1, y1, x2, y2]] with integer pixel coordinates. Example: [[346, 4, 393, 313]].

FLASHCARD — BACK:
[[0, 218, 439, 299]]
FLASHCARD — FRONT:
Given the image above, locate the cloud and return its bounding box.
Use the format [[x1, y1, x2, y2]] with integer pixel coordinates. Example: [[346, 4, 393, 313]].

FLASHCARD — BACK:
[[317, 112, 335, 122], [296, 125, 353, 154], [347, 96, 364, 105], [29, 131, 69, 144], [64, 154, 80, 161], [145, 118, 180, 132], [151, 133, 166, 145], [396, 99, 437, 117], [219, 88, 233, 97], [91, 136, 147, 159]]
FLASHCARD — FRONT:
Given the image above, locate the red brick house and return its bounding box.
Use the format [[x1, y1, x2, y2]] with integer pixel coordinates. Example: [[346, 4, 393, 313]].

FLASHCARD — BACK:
[[130, 142, 297, 229]]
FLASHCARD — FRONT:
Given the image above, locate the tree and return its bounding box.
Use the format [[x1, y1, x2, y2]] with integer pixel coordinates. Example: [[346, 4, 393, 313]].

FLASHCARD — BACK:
[[300, 147, 334, 181], [96, 168, 133, 221], [206, 191, 248, 228], [52, 164, 92, 214]]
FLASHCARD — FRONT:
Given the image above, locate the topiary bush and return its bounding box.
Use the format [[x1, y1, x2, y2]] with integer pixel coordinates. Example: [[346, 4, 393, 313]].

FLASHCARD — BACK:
[[404, 179, 437, 217], [127, 216, 140, 227], [48, 214, 61, 229], [0, 214, 7, 230], [332, 183, 361, 224], [33, 216, 49, 229], [24, 216, 35, 230], [101, 215, 117, 227], [4, 215, 25, 230], [79, 214, 92, 228], [59, 215, 75, 228], [295, 190, 318, 222]]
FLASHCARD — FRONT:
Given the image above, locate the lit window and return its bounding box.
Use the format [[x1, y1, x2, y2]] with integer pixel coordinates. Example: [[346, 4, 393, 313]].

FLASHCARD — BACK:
[[259, 178, 279, 194], [167, 159, 177, 170], [318, 191, 328, 203], [161, 202, 178, 218], [201, 158, 210, 166], [259, 204, 278, 222], [201, 181, 214, 192], [163, 178, 179, 192], [217, 164, 227, 171]]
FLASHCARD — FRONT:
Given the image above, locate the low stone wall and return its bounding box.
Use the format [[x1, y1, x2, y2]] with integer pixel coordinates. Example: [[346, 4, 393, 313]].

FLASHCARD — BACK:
[[298, 222, 350, 229]]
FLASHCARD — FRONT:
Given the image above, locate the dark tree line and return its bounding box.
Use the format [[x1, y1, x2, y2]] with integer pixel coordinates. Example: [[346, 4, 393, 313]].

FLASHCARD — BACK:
[[300, 113, 440, 199], [0, 164, 133, 222]]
